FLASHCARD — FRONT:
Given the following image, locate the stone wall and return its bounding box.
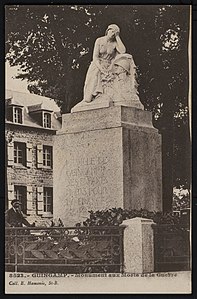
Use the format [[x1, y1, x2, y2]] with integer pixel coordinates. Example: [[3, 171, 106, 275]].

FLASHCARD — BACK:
[[6, 124, 56, 224]]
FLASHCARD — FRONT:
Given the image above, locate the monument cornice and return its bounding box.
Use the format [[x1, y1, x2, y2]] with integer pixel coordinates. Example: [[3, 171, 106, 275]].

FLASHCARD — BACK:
[[58, 106, 158, 135]]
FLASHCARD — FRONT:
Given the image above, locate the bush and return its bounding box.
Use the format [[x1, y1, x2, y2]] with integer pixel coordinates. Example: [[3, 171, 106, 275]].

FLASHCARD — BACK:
[[77, 208, 189, 230]]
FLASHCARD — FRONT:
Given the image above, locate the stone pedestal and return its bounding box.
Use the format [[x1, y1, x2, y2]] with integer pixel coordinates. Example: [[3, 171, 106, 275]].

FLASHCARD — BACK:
[[121, 218, 154, 273], [54, 106, 162, 226]]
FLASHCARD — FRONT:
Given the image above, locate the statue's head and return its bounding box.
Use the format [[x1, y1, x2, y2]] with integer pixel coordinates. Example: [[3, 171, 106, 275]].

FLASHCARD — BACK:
[[105, 24, 120, 36]]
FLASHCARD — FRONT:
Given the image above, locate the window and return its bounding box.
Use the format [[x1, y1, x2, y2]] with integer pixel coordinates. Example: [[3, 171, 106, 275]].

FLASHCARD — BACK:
[[14, 142, 26, 166], [14, 185, 27, 214], [43, 187, 53, 213], [43, 113, 51, 128], [43, 145, 52, 168], [14, 107, 23, 124]]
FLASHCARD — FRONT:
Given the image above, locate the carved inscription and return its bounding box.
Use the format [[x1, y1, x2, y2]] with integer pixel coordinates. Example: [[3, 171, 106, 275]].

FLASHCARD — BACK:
[[63, 156, 110, 216]]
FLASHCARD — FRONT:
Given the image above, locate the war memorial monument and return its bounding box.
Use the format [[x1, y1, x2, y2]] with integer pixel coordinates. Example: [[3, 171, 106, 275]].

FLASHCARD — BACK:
[[54, 24, 162, 226]]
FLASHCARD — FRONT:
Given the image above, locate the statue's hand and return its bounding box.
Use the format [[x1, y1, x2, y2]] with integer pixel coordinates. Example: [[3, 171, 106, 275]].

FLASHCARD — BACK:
[[115, 31, 120, 37]]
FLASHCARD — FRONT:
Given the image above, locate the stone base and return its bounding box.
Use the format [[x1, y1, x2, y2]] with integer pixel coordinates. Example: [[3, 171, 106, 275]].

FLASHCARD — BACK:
[[113, 99, 144, 110], [54, 106, 162, 226], [71, 95, 113, 113], [71, 95, 144, 113]]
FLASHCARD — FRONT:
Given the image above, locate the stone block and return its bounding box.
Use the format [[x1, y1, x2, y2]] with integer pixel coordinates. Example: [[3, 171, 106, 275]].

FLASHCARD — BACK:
[[121, 217, 154, 273], [54, 106, 162, 226]]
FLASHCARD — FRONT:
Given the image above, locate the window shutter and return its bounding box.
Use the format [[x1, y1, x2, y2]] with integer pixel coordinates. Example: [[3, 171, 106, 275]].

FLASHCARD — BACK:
[[6, 107, 13, 122], [37, 144, 43, 168], [8, 184, 14, 209], [7, 141, 14, 166], [27, 185, 33, 215], [37, 186, 43, 215], [26, 143, 33, 168]]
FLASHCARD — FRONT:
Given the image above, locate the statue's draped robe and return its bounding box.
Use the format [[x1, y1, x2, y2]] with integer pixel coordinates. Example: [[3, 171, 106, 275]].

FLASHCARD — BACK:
[[83, 37, 117, 102]]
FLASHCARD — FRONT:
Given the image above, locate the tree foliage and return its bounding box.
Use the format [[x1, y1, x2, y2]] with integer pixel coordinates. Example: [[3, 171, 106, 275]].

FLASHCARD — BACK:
[[5, 5, 190, 190], [173, 187, 190, 210]]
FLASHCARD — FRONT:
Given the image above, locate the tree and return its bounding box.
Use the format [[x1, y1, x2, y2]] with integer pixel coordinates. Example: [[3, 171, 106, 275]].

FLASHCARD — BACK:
[[5, 5, 105, 111], [5, 5, 190, 211]]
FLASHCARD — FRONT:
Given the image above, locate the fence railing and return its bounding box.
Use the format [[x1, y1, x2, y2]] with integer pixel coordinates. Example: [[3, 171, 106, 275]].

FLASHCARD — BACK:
[[5, 226, 125, 273], [153, 224, 190, 272]]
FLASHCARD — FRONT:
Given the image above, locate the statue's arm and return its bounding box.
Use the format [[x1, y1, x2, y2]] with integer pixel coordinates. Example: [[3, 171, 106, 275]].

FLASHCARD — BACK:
[[115, 35, 126, 54], [92, 38, 108, 74]]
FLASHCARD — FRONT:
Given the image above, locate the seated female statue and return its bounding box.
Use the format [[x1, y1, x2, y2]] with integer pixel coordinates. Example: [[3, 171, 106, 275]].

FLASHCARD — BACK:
[[83, 24, 126, 103]]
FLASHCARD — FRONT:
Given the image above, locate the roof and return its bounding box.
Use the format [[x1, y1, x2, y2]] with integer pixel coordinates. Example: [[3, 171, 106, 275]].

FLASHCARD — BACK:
[[28, 103, 53, 113], [6, 89, 60, 112], [5, 89, 61, 131]]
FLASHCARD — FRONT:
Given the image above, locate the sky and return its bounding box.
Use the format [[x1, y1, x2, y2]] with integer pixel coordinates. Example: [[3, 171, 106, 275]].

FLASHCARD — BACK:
[[5, 61, 28, 92]]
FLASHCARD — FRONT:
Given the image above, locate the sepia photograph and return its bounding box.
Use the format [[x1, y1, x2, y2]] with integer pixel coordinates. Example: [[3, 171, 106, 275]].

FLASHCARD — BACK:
[[5, 4, 191, 294]]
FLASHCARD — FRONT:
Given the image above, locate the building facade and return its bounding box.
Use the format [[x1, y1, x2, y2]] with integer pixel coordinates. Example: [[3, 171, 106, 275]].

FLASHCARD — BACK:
[[5, 89, 61, 225]]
